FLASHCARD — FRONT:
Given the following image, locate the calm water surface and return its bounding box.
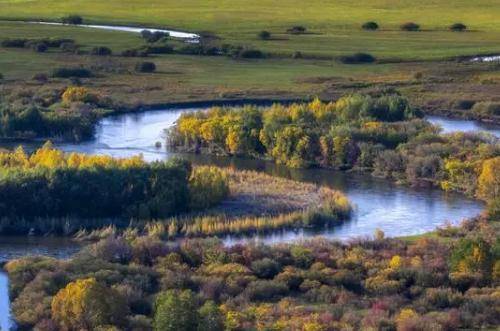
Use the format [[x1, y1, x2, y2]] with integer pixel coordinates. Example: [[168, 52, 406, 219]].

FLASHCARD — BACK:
[[0, 107, 497, 328]]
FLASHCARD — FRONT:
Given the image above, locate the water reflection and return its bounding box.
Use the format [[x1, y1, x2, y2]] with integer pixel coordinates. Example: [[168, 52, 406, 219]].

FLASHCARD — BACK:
[[47, 108, 486, 243]]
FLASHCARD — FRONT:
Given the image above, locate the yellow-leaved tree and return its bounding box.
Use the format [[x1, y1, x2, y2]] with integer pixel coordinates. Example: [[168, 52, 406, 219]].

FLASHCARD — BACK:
[[477, 156, 500, 201], [51, 278, 128, 330]]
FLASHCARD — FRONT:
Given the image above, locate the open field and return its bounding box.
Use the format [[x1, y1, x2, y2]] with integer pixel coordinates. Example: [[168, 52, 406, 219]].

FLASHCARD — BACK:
[[1, 1, 500, 59]]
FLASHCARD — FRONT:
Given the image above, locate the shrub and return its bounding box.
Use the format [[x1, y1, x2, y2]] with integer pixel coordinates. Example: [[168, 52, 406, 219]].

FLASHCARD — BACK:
[[61, 15, 83, 25], [61, 86, 97, 104], [258, 30, 271, 40], [141, 30, 169, 43], [454, 99, 475, 110], [1, 38, 28, 48], [471, 102, 500, 118], [51, 278, 128, 329], [31, 73, 49, 83], [0, 73, 3, 80], [251, 258, 281, 279], [239, 49, 265, 59], [339, 53, 376, 64], [43, 38, 74, 48], [244, 280, 289, 301], [91, 46, 112, 56], [135, 61, 156, 73], [57, 43, 76, 54], [401, 22, 420, 31], [188, 166, 229, 210], [287, 26, 307, 34], [450, 23, 467, 32], [121, 48, 148, 57], [31, 42, 48, 53], [154, 290, 198, 331], [51, 67, 92, 78], [143, 45, 174, 54], [362, 21, 379, 30], [292, 51, 303, 59]]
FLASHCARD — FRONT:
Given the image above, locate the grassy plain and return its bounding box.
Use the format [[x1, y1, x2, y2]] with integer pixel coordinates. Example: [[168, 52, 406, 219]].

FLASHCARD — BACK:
[[1, 0, 500, 59], [1, 2, 500, 117]]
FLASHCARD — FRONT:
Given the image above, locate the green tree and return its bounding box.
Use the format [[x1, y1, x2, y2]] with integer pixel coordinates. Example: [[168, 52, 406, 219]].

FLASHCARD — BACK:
[[198, 300, 223, 331], [154, 289, 199, 331]]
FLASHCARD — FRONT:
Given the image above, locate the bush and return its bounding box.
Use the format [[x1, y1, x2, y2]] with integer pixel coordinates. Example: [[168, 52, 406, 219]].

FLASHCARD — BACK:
[[61, 15, 83, 25], [450, 23, 467, 32], [0, 73, 3, 80], [287, 26, 307, 34], [258, 30, 271, 40], [30, 42, 48, 53], [1, 39, 27, 48], [52, 67, 92, 78], [141, 30, 169, 43], [340, 53, 376, 64], [91, 46, 112, 56], [61, 86, 97, 104], [60, 42, 78, 53], [32, 73, 48, 82], [401, 22, 420, 31], [121, 48, 149, 57], [244, 280, 289, 301], [240, 49, 265, 59], [454, 99, 475, 110], [251, 258, 281, 279], [135, 62, 156, 73], [471, 102, 500, 118], [188, 166, 229, 210], [44, 38, 74, 48], [143, 45, 174, 54], [362, 21, 379, 30]]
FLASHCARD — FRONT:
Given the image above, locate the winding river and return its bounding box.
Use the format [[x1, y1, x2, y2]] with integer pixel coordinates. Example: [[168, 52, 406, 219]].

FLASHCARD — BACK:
[[1, 105, 499, 330]]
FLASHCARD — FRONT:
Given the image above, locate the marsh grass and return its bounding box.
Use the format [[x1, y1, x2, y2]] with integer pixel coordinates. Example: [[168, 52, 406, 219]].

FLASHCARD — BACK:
[[75, 168, 352, 240]]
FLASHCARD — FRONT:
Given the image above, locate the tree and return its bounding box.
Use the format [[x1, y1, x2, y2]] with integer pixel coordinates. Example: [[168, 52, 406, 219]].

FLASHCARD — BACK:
[[258, 31, 271, 40], [362, 21, 379, 30], [198, 301, 223, 331], [477, 157, 500, 201], [154, 290, 198, 331], [51, 278, 128, 330]]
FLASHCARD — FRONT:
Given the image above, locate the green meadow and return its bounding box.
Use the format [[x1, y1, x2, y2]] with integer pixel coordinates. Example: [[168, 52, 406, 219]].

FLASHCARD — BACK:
[[1, 0, 500, 59]]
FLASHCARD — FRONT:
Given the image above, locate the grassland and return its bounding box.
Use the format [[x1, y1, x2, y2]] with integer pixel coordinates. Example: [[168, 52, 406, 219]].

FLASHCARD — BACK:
[[1, 2, 500, 119], [1, 0, 500, 59]]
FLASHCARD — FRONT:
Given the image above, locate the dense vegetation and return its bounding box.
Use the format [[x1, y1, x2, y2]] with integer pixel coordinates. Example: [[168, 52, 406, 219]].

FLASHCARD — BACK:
[[0, 144, 230, 234], [0, 86, 112, 140], [168, 95, 500, 205], [6, 217, 499, 330], [74, 168, 351, 240]]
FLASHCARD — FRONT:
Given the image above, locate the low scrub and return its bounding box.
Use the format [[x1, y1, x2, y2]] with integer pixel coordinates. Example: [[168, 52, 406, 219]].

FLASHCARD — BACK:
[[339, 52, 376, 64], [51, 67, 92, 78], [287, 26, 307, 34], [258, 30, 271, 40], [401, 22, 420, 31], [362, 21, 379, 30], [135, 61, 156, 73], [61, 15, 83, 25], [450, 23, 467, 32], [91, 46, 112, 56], [1, 38, 27, 48]]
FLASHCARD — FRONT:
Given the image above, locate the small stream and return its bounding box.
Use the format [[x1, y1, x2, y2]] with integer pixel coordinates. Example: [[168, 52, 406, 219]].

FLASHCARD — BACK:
[[0, 106, 498, 329], [29, 21, 200, 41]]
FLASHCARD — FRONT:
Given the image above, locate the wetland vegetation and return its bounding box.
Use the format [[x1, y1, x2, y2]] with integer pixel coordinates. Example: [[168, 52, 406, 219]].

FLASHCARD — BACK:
[[0, 0, 499, 330]]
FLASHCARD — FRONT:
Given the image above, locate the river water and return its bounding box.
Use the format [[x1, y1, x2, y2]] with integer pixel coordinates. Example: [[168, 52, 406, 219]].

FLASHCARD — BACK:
[[0, 106, 498, 329]]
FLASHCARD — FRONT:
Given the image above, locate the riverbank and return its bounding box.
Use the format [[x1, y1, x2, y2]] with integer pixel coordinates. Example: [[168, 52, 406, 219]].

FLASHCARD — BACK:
[[4, 215, 498, 330], [1, 19, 500, 126], [74, 168, 352, 240]]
